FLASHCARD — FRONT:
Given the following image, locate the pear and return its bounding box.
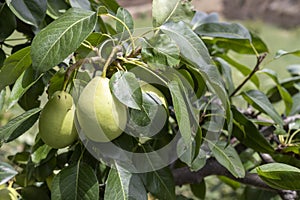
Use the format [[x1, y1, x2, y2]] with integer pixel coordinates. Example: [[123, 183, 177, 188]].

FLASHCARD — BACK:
[[39, 91, 77, 148], [0, 187, 19, 200], [76, 76, 127, 142]]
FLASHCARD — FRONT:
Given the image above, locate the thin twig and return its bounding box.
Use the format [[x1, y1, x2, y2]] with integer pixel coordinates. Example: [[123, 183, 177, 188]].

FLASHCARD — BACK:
[[230, 53, 267, 97]]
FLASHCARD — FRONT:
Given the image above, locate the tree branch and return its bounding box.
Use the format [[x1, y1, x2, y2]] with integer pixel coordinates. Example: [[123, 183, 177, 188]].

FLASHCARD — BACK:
[[230, 53, 267, 97], [172, 158, 298, 200]]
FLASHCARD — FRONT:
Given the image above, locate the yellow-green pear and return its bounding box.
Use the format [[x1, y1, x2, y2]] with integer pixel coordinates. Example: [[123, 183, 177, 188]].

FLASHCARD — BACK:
[[0, 187, 19, 200], [76, 76, 127, 142], [39, 91, 77, 148]]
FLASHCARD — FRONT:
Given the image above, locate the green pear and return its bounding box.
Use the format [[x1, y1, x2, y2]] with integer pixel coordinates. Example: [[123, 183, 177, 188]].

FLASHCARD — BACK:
[[0, 187, 19, 200], [76, 76, 127, 142], [39, 91, 77, 148]]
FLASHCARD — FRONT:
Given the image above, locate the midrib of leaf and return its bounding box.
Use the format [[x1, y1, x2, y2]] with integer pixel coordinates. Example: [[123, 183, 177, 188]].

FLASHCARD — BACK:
[[163, 0, 180, 25], [75, 161, 80, 199], [38, 14, 93, 67], [115, 165, 127, 200]]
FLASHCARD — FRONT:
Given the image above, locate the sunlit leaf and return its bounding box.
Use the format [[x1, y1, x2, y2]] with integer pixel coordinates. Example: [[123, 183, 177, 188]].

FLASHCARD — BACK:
[[31, 8, 97, 73]]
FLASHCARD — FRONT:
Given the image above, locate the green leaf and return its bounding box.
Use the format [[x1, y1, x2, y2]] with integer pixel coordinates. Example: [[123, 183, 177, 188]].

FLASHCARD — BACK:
[[110, 71, 143, 110], [0, 48, 5, 67], [275, 49, 300, 59], [116, 7, 134, 40], [6, 0, 47, 26], [214, 57, 234, 94], [0, 162, 18, 185], [97, 0, 119, 14], [190, 181, 206, 199], [142, 34, 180, 69], [211, 32, 268, 54], [231, 107, 274, 153], [69, 0, 91, 10], [287, 64, 300, 76], [168, 81, 192, 146], [268, 76, 300, 104], [0, 108, 41, 144], [0, 4, 16, 41], [261, 69, 293, 115], [161, 21, 232, 134], [256, 163, 300, 190], [242, 90, 283, 126], [7, 67, 42, 110], [18, 78, 44, 111], [21, 186, 50, 200], [31, 144, 53, 164], [210, 142, 245, 178], [0, 46, 31, 91], [51, 163, 99, 200], [31, 8, 97, 73], [47, 68, 65, 98], [47, 0, 70, 19], [152, 0, 179, 27], [140, 168, 175, 200], [242, 186, 278, 200], [104, 164, 147, 200], [195, 22, 251, 41]]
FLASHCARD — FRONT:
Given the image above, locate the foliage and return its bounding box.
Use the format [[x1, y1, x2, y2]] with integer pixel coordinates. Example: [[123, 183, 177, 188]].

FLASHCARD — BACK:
[[1, 0, 300, 199]]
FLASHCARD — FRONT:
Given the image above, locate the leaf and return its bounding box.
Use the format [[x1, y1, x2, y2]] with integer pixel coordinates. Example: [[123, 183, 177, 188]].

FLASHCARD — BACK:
[[231, 107, 274, 153], [140, 168, 175, 200], [0, 4, 16, 41], [51, 163, 99, 200], [268, 76, 300, 103], [6, 0, 47, 26], [287, 64, 300, 76], [21, 186, 50, 200], [0, 48, 5, 67], [141, 34, 180, 69], [191, 11, 219, 29], [0, 46, 31, 91], [210, 142, 245, 178], [104, 164, 147, 200], [261, 69, 293, 115], [116, 7, 134, 39], [31, 144, 53, 164], [110, 71, 143, 110], [195, 22, 251, 41], [47, 0, 70, 19], [152, 0, 180, 27], [190, 181, 206, 199], [214, 32, 268, 54], [7, 67, 42, 110], [97, 0, 119, 14], [0, 162, 18, 185], [168, 81, 192, 146], [0, 108, 41, 144], [275, 49, 300, 59], [69, 0, 91, 10], [31, 8, 97, 73], [214, 57, 234, 94], [256, 163, 300, 190], [242, 90, 283, 127], [161, 21, 232, 134]]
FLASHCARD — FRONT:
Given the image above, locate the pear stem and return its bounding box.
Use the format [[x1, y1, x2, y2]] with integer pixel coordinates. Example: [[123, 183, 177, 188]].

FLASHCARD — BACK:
[[101, 46, 121, 78]]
